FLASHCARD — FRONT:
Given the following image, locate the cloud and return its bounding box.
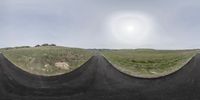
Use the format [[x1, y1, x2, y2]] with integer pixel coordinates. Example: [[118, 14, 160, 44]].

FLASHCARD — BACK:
[[0, 0, 200, 49]]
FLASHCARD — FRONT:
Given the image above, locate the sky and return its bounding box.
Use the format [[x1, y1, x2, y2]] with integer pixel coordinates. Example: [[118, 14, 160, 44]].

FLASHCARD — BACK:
[[0, 0, 200, 49]]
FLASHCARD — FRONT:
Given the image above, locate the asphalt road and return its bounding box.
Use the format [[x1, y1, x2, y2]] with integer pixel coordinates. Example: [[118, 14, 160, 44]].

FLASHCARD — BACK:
[[0, 53, 200, 100]]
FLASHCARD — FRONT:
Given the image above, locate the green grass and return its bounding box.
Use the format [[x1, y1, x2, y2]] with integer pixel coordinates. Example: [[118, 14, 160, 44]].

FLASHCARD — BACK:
[[0, 46, 199, 78], [101, 49, 198, 78], [0, 46, 93, 76]]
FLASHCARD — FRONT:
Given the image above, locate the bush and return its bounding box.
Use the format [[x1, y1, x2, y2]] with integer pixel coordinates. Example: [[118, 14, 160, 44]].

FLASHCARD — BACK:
[[41, 43, 49, 46], [35, 45, 40, 47], [15, 46, 30, 49], [4, 47, 13, 50], [35, 44, 56, 47], [49, 44, 56, 46], [131, 59, 136, 62]]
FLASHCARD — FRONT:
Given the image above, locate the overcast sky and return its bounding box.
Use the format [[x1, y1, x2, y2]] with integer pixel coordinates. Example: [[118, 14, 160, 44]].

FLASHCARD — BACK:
[[1, 0, 200, 49]]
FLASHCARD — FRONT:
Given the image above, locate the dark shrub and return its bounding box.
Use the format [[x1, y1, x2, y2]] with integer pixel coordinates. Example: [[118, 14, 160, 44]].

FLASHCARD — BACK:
[[49, 44, 56, 46], [15, 46, 30, 49], [131, 59, 136, 62], [41, 43, 49, 46], [35, 45, 40, 47], [4, 47, 13, 50]]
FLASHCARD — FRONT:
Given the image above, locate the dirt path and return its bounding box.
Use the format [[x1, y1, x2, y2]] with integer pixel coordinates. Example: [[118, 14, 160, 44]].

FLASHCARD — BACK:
[[0, 53, 200, 100]]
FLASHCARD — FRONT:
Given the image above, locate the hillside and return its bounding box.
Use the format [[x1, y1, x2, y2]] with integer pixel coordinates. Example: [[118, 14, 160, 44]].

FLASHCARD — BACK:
[[101, 49, 198, 78], [0, 46, 93, 76]]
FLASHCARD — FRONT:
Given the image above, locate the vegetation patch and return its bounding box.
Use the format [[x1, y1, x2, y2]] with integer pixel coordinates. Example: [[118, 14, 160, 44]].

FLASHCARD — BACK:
[[0, 46, 93, 76], [101, 49, 199, 78]]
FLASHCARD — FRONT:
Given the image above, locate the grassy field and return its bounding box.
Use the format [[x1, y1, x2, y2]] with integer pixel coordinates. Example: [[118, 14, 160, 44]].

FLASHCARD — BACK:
[[101, 49, 199, 78], [0, 46, 93, 76], [0, 46, 199, 78]]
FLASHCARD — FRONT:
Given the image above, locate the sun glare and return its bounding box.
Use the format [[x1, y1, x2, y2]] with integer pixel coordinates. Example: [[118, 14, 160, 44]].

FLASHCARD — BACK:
[[107, 12, 154, 44]]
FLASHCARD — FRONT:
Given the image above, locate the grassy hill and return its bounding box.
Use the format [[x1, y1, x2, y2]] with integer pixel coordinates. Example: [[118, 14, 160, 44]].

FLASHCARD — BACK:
[[0, 46, 199, 78], [0, 46, 93, 76], [101, 49, 199, 78]]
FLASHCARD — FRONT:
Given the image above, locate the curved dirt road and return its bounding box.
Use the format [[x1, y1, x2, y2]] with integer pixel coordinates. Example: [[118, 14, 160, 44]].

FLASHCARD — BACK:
[[0, 53, 200, 100]]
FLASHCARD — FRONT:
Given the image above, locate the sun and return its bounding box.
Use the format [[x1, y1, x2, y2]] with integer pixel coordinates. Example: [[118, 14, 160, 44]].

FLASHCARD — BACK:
[[107, 12, 154, 44]]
